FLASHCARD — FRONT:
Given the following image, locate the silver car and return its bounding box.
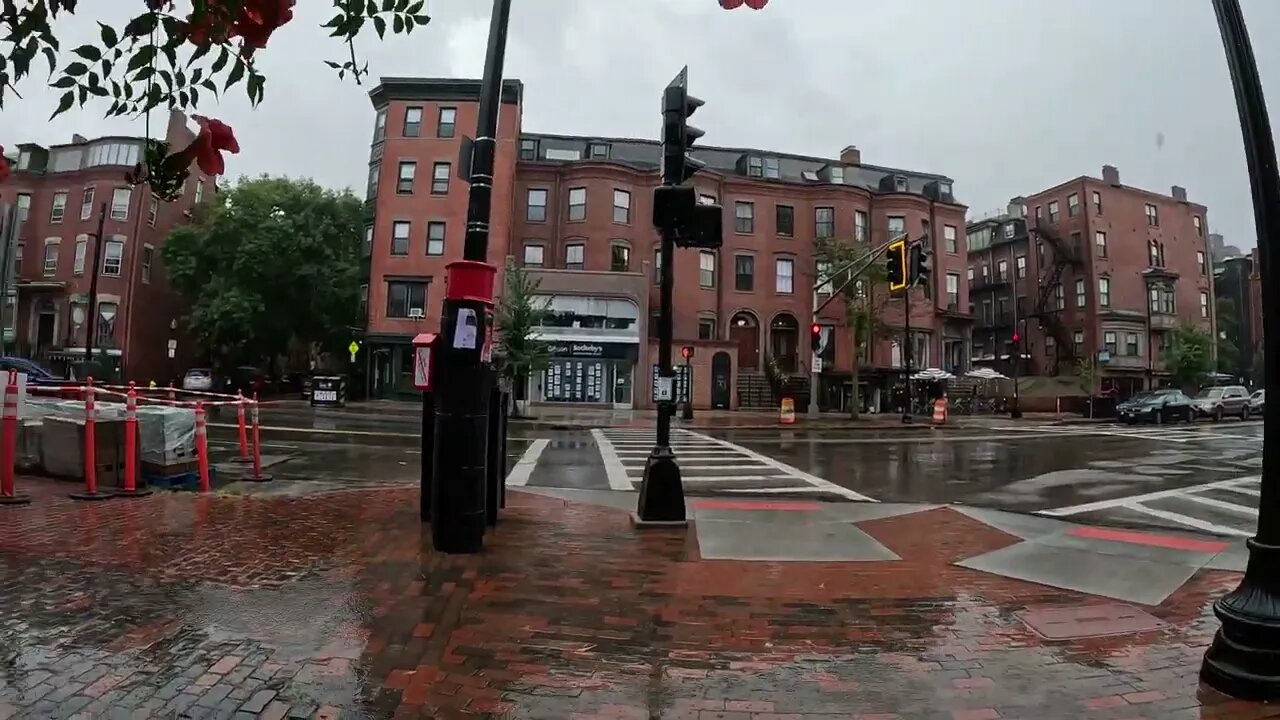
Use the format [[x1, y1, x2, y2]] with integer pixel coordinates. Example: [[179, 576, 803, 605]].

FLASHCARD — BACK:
[[1250, 389, 1265, 414], [182, 368, 214, 392], [1193, 385, 1252, 421]]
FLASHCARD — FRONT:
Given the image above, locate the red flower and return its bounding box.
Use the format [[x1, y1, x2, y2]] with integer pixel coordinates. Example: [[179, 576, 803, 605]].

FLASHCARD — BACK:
[[184, 0, 295, 52], [719, 0, 745, 7], [169, 115, 240, 177], [0, 146, 9, 184]]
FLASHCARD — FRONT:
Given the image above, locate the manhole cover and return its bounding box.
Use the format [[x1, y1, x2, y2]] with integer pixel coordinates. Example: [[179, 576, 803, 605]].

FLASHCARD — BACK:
[[1016, 603, 1167, 640]]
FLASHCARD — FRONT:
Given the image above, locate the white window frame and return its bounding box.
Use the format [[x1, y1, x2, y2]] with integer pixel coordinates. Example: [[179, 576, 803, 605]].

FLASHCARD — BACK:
[[567, 187, 586, 221], [775, 257, 794, 294], [81, 187, 96, 221], [391, 221, 411, 255], [50, 192, 67, 223], [1098, 277, 1110, 307], [110, 187, 131, 221], [523, 244, 544, 267], [699, 251, 715, 288], [526, 189, 548, 222], [612, 189, 631, 224], [102, 237, 124, 277], [42, 238, 59, 276], [73, 234, 88, 276], [426, 221, 445, 256], [565, 243, 585, 269], [148, 195, 159, 226], [944, 225, 958, 252], [141, 244, 155, 283]]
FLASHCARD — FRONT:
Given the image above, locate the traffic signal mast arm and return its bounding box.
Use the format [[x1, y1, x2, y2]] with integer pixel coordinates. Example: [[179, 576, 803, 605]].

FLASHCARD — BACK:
[[812, 233, 913, 317]]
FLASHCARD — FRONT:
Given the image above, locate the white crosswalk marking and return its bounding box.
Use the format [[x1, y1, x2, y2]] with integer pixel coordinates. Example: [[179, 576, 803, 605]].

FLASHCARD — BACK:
[[1039, 475, 1260, 537], [992, 422, 1262, 444], [592, 428, 874, 501]]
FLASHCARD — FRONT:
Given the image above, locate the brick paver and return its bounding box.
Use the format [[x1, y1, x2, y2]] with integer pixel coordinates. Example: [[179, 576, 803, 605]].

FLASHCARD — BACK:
[[0, 478, 1271, 719]]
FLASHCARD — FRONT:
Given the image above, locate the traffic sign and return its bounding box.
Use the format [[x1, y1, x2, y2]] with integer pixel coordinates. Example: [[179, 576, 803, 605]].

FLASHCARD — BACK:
[[348, 340, 360, 362]]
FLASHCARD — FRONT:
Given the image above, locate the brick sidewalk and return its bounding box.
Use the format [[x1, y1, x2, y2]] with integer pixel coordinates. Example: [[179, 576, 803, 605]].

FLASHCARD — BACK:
[[0, 479, 1271, 719]]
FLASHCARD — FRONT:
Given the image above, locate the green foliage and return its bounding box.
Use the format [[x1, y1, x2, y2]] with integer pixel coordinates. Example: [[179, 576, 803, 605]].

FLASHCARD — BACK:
[[1074, 356, 1096, 394], [1167, 325, 1215, 389], [494, 262, 551, 387], [161, 176, 364, 369], [1, 0, 431, 117], [813, 234, 892, 417]]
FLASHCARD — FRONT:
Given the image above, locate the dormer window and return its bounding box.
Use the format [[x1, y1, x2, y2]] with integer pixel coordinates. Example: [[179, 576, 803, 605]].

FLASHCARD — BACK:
[[894, 175, 908, 192], [939, 181, 952, 196], [519, 139, 538, 161], [588, 143, 610, 159], [747, 156, 764, 177], [763, 157, 780, 179], [801, 171, 819, 182], [829, 166, 844, 184]]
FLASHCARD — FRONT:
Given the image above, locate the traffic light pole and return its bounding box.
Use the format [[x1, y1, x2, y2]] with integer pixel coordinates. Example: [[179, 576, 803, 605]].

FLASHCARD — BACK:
[[808, 305, 820, 419], [902, 288, 913, 424], [1200, 0, 1280, 699], [429, 0, 512, 554]]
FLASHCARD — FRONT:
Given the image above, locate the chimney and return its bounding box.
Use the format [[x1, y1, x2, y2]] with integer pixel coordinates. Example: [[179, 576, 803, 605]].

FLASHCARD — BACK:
[[165, 109, 191, 143], [1101, 164, 1120, 186], [1171, 185, 1188, 202], [839, 145, 861, 166], [71, 134, 88, 144], [1007, 195, 1026, 218]]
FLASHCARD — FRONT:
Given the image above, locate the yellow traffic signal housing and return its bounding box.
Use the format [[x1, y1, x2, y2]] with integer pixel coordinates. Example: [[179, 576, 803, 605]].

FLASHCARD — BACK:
[[886, 239, 908, 291]]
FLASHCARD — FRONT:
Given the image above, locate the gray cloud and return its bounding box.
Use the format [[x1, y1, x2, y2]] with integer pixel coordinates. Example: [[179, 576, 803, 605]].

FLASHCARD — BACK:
[[5, 0, 1278, 248]]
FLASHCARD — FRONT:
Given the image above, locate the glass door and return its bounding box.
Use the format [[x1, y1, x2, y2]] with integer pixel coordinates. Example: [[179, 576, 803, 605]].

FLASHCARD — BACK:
[[612, 363, 633, 409]]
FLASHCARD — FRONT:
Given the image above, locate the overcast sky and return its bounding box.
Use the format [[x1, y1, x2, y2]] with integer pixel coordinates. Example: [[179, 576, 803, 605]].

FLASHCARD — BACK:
[[5, 0, 1279, 249]]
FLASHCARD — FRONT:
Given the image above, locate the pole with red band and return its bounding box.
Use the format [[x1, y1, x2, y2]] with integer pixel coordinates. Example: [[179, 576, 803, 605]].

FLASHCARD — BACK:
[[69, 377, 112, 501], [116, 381, 151, 498], [0, 370, 29, 506]]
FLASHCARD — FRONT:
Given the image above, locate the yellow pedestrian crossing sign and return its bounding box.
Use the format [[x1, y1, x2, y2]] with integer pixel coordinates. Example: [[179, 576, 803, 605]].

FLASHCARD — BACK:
[[348, 341, 360, 362]]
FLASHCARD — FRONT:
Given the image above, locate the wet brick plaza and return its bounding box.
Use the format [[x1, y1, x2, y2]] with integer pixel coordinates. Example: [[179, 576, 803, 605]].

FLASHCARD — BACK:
[[0, 478, 1272, 719]]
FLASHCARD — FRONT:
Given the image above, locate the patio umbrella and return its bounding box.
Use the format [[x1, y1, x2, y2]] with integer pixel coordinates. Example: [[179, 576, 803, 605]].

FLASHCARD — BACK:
[[966, 367, 1008, 380]]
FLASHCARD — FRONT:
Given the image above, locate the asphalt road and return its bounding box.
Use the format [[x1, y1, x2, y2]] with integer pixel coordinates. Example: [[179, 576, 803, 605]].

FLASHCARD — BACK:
[[206, 404, 1263, 538]]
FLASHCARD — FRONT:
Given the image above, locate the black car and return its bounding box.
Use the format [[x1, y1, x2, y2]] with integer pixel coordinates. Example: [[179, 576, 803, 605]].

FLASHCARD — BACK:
[[1119, 389, 1195, 425]]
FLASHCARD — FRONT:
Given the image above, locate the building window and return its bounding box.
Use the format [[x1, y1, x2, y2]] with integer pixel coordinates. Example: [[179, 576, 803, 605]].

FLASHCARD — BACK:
[[1126, 333, 1139, 356], [1003, 223, 1015, 239], [80, 187, 96, 221], [1053, 283, 1065, 311], [996, 259, 1008, 282], [73, 235, 87, 275], [1104, 331, 1117, 356], [814, 207, 834, 239], [944, 225, 957, 253], [967, 266, 974, 282], [1047, 200, 1060, 223], [15, 194, 30, 222], [108, 187, 131, 221], [560, 187, 585, 221], [1073, 330, 1084, 354], [775, 257, 794, 294], [763, 157, 780, 179], [403, 107, 423, 137], [887, 216, 905, 237], [1200, 291, 1210, 318], [519, 139, 538, 161], [366, 164, 379, 199], [50, 192, 67, 223], [523, 244, 544, 268], [396, 161, 416, 193], [588, 143, 610, 159], [1094, 231, 1107, 258], [1067, 193, 1080, 217], [735, 202, 754, 233], [43, 240, 58, 276], [612, 190, 631, 224], [526, 189, 548, 222], [1015, 255, 1026, 279], [775, 204, 794, 236], [734, 254, 754, 292], [437, 107, 456, 138], [147, 196, 159, 226], [362, 226, 373, 257], [747, 156, 763, 177], [13, 243, 22, 276], [141, 245, 154, 283], [1075, 278, 1086, 308], [1149, 240, 1165, 267], [1197, 250, 1206, 276], [699, 251, 715, 287], [1193, 215, 1203, 237], [1145, 203, 1159, 227], [945, 273, 959, 308], [698, 318, 716, 340], [610, 244, 630, 272], [816, 261, 833, 295], [1091, 191, 1102, 214], [358, 284, 368, 321], [430, 162, 450, 194], [1099, 277, 1111, 307], [102, 237, 124, 277], [386, 280, 428, 319], [830, 166, 845, 184], [194, 179, 204, 204], [565, 243, 585, 270], [426, 221, 445, 256], [652, 248, 661, 284], [699, 193, 717, 205], [373, 109, 387, 142], [391, 221, 410, 255], [855, 211, 868, 241], [1034, 205, 1042, 221]]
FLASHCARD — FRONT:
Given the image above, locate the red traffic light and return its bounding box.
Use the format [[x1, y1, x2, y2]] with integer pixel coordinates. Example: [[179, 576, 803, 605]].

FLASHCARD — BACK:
[[1012, 332, 1021, 342], [810, 323, 821, 335], [681, 345, 694, 360]]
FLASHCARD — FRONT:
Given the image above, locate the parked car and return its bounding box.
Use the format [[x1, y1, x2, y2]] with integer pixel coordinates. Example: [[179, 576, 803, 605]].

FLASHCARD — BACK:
[[0, 356, 66, 386], [1120, 389, 1196, 425], [223, 366, 273, 398], [1250, 389, 1266, 415], [1192, 385, 1252, 421], [182, 368, 215, 392]]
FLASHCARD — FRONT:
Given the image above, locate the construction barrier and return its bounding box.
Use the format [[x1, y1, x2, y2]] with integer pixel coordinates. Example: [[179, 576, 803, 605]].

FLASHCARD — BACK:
[[0, 371, 29, 505], [232, 390, 251, 463], [932, 397, 948, 425], [116, 382, 151, 498], [69, 377, 112, 501], [194, 401, 211, 493], [241, 391, 272, 482], [779, 397, 796, 425]]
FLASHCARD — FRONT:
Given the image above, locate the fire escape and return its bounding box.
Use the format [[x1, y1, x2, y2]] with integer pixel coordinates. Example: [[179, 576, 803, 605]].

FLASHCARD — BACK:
[[1031, 219, 1083, 374]]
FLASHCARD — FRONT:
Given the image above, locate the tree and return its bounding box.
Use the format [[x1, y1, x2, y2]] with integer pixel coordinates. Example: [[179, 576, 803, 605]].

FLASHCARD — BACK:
[[1167, 325, 1215, 390], [1, 1, 430, 197], [1215, 296, 1243, 376], [813, 235, 892, 419], [1074, 355, 1097, 417], [494, 261, 551, 418], [161, 175, 364, 372]]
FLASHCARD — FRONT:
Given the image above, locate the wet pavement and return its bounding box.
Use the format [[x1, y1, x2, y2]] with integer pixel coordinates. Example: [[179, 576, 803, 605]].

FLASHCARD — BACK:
[[0, 479, 1269, 719]]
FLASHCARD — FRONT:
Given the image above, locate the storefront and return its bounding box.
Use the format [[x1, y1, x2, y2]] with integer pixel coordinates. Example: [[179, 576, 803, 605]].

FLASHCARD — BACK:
[[528, 294, 641, 409]]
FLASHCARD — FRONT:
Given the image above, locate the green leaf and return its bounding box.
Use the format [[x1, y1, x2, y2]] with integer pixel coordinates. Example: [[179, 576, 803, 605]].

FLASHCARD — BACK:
[[72, 44, 102, 62], [100, 22, 119, 47], [176, 69, 186, 87], [127, 45, 157, 73], [201, 78, 217, 92], [189, 43, 211, 67], [123, 13, 158, 38], [190, 86, 200, 106], [51, 75, 77, 89], [413, 14, 431, 25], [64, 62, 90, 77], [373, 16, 386, 38], [42, 46, 57, 77], [393, 14, 404, 33], [382, 0, 393, 11], [179, 90, 189, 107], [224, 60, 245, 90], [51, 89, 74, 117], [87, 84, 108, 97], [324, 60, 342, 70], [211, 47, 230, 74]]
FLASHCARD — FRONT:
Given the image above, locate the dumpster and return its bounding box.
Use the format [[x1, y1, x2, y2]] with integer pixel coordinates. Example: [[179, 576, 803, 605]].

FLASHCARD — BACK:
[[310, 375, 347, 408]]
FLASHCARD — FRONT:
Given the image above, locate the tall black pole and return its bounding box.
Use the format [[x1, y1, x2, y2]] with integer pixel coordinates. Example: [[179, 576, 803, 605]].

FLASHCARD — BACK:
[[429, 0, 512, 554], [902, 288, 913, 424], [1009, 241, 1022, 418], [1201, 0, 1280, 699], [83, 202, 107, 369]]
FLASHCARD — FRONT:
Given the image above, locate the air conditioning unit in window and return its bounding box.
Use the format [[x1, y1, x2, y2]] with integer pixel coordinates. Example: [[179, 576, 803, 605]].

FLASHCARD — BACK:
[[408, 308, 425, 319]]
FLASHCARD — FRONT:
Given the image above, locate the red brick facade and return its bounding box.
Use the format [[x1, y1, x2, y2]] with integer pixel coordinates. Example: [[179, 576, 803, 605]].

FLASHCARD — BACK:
[[0, 111, 205, 383]]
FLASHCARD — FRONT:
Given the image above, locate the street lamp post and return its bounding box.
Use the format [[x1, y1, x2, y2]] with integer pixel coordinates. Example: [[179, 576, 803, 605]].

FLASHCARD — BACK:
[[428, 0, 512, 554], [1200, 0, 1280, 699]]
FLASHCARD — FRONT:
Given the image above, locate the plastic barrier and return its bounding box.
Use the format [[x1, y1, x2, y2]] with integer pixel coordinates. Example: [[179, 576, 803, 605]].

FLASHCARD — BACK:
[[241, 392, 272, 482], [232, 390, 251, 463], [69, 377, 112, 501], [116, 382, 151, 498], [932, 397, 948, 425], [0, 371, 29, 505], [779, 397, 796, 425], [194, 401, 211, 493]]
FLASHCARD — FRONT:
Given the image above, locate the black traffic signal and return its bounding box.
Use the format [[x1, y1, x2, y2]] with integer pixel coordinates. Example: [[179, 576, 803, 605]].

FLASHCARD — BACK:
[[886, 239, 908, 291], [810, 323, 822, 352], [910, 242, 933, 286], [661, 66, 706, 186]]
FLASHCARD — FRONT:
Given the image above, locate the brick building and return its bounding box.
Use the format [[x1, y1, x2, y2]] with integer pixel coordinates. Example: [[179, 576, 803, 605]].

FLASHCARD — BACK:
[[1214, 246, 1262, 383], [362, 77, 971, 411], [0, 111, 206, 382], [967, 165, 1214, 395]]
